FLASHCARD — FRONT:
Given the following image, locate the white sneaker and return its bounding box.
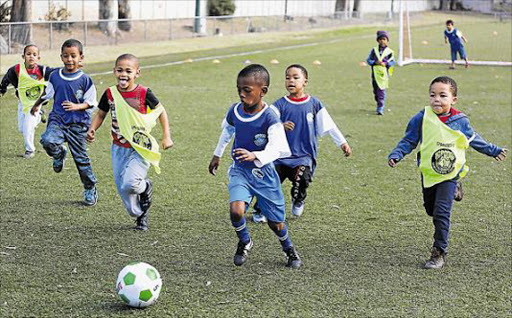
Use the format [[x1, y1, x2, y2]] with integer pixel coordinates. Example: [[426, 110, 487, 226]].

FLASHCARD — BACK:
[[291, 201, 305, 217], [252, 212, 267, 223]]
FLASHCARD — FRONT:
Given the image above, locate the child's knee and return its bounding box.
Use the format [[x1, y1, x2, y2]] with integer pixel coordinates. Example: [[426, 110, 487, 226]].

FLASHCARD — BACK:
[[120, 178, 144, 195], [268, 221, 284, 232], [229, 202, 246, 220]]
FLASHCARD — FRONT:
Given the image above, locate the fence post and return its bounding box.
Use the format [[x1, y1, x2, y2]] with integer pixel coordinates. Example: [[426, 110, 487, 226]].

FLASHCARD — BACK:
[[169, 18, 173, 40], [231, 17, 234, 35], [84, 21, 88, 47], [49, 22, 53, 50], [8, 23, 11, 54], [144, 19, 147, 40]]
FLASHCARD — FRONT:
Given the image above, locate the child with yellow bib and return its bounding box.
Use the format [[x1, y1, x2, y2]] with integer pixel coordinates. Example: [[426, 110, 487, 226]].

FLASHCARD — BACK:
[[388, 76, 507, 269], [87, 54, 173, 231], [367, 30, 395, 115], [0, 44, 56, 158]]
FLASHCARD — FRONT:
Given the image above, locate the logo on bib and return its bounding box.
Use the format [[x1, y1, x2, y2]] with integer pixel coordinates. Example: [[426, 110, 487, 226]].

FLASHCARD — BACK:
[[254, 133, 267, 147], [251, 168, 264, 179], [133, 131, 152, 150], [431, 148, 456, 175], [25, 86, 41, 100], [75, 89, 84, 100], [306, 112, 314, 123]]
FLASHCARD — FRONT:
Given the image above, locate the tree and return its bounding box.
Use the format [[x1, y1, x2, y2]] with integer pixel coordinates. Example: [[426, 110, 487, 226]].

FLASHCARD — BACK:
[[207, 0, 236, 16], [118, 0, 131, 31], [98, 0, 117, 35], [335, 0, 347, 12], [9, 0, 31, 44]]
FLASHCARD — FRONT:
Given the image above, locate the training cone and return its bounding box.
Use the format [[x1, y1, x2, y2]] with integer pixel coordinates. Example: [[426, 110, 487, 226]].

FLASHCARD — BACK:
[[184, 58, 193, 63], [212, 59, 221, 64], [312, 60, 322, 65], [243, 59, 252, 65], [270, 59, 279, 65], [493, 31, 498, 36], [359, 61, 367, 66], [421, 40, 429, 45]]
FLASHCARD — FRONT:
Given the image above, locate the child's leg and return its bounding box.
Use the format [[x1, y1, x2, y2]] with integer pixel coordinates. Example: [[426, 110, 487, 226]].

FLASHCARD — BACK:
[[228, 167, 253, 244], [267, 221, 293, 250], [65, 124, 97, 190], [450, 47, 457, 68], [290, 165, 312, 204], [40, 121, 66, 158], [372, 80, 386, 113], [230, 201, 251, 243], [22, 109, 41, 153], [17, 102, 24, 134]]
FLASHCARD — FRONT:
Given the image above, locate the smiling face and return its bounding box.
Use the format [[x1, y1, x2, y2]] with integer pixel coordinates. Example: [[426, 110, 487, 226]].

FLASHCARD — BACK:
[[22, 46, 40, 69], [237, 75, 267, 110], [114, 58, 140, 91], [429, 82, 457, 115], [60, 46, 83, 73], [285, 67, 307, 98], [377, 37, 389, 47]]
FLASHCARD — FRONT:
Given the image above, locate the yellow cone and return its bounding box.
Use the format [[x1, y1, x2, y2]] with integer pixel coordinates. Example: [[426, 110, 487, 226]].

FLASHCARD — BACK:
[[212, 59, 221, 64], [243, 59, 252, 65], [184, 58, 193, 63], [421, 40, 429, 45], [359, 61, 367, 67], [270, 59, 279, 65], [312, 60, 322, 65], [493, 31, 498, 36]]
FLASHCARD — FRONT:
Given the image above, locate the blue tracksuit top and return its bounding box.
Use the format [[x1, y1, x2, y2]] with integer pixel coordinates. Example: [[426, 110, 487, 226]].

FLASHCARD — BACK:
[[388, 109, 502, 165]]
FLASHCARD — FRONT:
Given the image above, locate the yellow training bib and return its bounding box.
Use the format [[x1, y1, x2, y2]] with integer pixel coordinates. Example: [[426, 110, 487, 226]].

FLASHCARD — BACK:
[[372, 46, 394, 90], [110, 86, 164, 174], [18, 63, 46, 114], [419, 106, 469, 188]]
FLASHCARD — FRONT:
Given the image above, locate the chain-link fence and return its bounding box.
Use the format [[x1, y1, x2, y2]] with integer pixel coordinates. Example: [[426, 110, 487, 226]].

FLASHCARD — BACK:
[[0, 12, 376, 54]]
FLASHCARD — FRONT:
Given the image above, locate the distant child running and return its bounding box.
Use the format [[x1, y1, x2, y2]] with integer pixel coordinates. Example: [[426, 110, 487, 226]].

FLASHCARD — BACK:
[[87, 54, 173, 231], [444, 20, 469, 69], [31, 39, 99, 206], [208, 64, 302, 269], [388, 76, 507, 269], [0, 44, 56, 158], [252, 64, 351, 223], [367, 30, 395, 115]]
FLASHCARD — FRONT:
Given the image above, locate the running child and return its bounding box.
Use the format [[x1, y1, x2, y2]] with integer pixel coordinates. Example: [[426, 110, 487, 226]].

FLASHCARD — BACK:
[[31, 39, 99, 206], [208, 64, 301, 269], [0, 44, 56, 158], [87, 54, 173, 231], [367, 30, 395, 115], [444, 20, 469, 69], [252, 64, 352, 223], [388, 76, 507, 269]]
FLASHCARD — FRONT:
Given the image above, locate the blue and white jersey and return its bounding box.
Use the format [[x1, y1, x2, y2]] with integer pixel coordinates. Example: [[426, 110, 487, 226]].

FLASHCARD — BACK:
[[444, 28, 464, 48], [213, 102, 290, 169], [43, 68, 97, 126], [273, 95, 346, 172]]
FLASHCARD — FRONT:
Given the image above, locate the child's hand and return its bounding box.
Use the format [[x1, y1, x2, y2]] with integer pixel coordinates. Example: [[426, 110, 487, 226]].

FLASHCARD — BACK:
[[495, 149, 507, 162], [161, 137, 174, 150], [30, 105, 40, 116], [233, 148, 256, 162], [62, 101, 82, 111], [341, 143, 352, 157], [209, 156, 220, 176], [379, 61, 386, 66], [86, 129, 96, 143], [283, 121, 295, 131], [388, 158, 398, 168]]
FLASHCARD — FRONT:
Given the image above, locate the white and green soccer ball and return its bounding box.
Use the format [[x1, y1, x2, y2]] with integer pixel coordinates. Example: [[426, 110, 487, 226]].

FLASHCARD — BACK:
[[115, 262, 162, 308]]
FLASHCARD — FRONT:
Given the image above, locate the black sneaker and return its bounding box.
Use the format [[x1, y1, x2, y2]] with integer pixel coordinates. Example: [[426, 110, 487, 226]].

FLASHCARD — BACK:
[[454, 181, 463, 202], [53, 145, 67, 173], [233, 239, 253, 266], [139, 179, 153, 213], [284, 246, 302, 269], [424, 247, 446, 269], [134, 211, 149, 231]]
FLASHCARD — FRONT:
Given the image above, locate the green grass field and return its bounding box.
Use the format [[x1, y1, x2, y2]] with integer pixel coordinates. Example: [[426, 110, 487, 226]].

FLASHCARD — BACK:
[[1, 13, 511, 318]]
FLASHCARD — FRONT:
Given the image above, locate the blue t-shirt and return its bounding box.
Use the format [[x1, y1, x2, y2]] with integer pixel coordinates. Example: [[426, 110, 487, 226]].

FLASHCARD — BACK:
[[225, 102, 280, 169], [444, 28, 464, 48], [44, 68, 97, 126], [273, 96, 323, 170]]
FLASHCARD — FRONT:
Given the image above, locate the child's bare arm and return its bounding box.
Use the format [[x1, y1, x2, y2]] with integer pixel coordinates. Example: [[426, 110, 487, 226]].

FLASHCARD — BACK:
[[444, 36, 448, 44], [87, 109, 108, 143], [461, 35, 468, 43], [157, 105, 173, 150], [209, 156, 221, 176], [62, 101, 92, 112], [30, 94, 46, 115]]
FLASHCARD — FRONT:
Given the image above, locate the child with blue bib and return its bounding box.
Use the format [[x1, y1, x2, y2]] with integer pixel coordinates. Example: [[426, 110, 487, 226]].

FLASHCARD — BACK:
[[388, 76, 507, 269], [444, 20, 469, 69], [208, 64, 301, 269], [31, 39, 98, 206], [87, 54, 173, 231], [367, 30, 395, 115], [252, 64, 351, 223]]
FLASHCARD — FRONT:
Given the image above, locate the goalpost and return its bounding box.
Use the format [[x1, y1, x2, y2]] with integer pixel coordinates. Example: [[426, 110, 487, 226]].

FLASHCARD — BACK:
[[397, 0, 512, 67]]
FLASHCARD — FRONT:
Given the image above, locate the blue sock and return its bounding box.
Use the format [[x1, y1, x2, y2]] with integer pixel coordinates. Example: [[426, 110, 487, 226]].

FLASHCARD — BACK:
[[231, 215, 250, 243], [274, 224, 293, 250]]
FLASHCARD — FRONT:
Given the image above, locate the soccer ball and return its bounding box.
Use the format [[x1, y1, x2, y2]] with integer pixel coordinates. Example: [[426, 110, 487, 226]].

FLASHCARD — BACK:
[[115, 262, 162, 308]]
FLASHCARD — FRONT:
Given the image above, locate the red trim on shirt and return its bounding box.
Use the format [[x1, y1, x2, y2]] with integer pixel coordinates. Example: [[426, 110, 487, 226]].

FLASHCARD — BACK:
[[287, 95, 309, 102], [438, 107, 461, 123], [15, 63, 44, 80]]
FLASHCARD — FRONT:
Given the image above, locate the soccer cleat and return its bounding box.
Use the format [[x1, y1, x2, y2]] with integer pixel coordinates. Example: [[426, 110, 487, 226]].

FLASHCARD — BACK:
[[424, 247, 446, 269], [134, 210, 149, 231], [83, 187, 98, 206], [454, 181, 463, 202], [23, 151, 35, 159], [233, 238, 253, 266], [376, 107, 384, 115], [139, 179, 153, 213], [284, 246, 302, 269], [291, 200, 305, 217], [252, 212, 267, 223], [53, 145, 67, 173]]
